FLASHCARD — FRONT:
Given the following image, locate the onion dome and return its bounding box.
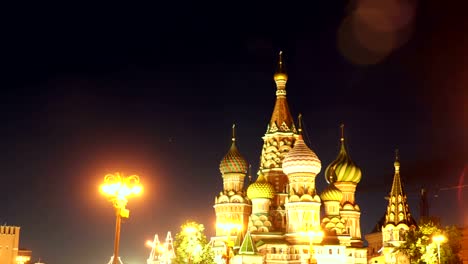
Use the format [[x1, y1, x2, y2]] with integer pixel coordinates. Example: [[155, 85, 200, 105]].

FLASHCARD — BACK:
[[320, 183, 343, 202], [247, 172, 275, 199], [219, 125, 248, 174], [283, 115, 321, 175], [325, 124, 362, 184]]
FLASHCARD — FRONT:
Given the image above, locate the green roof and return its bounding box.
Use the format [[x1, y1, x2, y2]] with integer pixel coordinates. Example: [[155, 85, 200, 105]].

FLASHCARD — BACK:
[[238, 231, 258, 255]]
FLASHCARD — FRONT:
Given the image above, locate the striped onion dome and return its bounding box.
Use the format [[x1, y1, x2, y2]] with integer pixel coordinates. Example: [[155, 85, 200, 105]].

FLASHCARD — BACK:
[[247, 172, 275, 199], [219, 128, 248, 174], [283, 135, 321, 175], [320, 183, 343, 202], [325, 131, 362, 184]]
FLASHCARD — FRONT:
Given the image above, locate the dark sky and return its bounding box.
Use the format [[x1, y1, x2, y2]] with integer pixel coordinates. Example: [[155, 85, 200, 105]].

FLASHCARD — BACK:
[[1, 1, 467, 264]]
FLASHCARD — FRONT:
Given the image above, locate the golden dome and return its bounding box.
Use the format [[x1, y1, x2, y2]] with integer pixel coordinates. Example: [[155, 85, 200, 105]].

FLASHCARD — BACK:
[[274, 72, 288, 82], [247, 172, 275, 199]]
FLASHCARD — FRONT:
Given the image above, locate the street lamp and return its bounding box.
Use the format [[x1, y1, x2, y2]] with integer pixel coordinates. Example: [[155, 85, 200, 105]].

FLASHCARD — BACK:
[[433, 234, 446, 264], [301, 225, 323, 264], [217, 222, 242, 264], [100, 172, 143, 264]]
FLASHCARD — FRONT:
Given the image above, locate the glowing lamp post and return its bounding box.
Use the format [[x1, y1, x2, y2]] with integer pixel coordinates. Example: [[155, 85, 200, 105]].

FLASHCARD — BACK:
[[217, 222, 242, 264], [301, 225, 323, 264], [433, 234, 446, 264], [100, 172, 143, 264]]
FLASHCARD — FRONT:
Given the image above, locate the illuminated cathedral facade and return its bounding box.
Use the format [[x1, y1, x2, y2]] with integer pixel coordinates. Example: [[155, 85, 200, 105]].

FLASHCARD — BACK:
[[211, 52, 369, 264]]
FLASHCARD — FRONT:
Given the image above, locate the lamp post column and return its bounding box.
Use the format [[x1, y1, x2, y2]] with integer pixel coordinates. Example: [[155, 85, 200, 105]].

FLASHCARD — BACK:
[[226, 244, 230, 264], [113, 208, 122, 264], [309, 233, 313, 264], [437, 241, 441, 264], [100, 172, 143, 264], [433, 234, 446, 264]]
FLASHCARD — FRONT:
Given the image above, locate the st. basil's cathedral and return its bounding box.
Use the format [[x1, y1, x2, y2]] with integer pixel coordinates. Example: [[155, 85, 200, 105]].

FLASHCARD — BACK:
[[210, 52, 416, 264]]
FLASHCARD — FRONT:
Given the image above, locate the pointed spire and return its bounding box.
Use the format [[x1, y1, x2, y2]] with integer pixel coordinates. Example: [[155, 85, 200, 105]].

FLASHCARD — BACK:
[[238, 231, 258, 255], [232, 124, 236, 142], [394, 149, 400, 172], [266, 51, 295, 134], [298, 113, 303, 135], [273, 50, 288, 93], [234, 230, 244, 249], [391, 149, 402, 196], [340, 123, 345, 142], [248, 164, 252, 184], [383, 150, 416, 227], [275, 51, 287, 76]]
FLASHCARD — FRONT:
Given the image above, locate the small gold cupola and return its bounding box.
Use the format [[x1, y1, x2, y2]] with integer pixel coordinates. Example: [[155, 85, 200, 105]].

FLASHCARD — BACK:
[[274, 51, 288, 94]]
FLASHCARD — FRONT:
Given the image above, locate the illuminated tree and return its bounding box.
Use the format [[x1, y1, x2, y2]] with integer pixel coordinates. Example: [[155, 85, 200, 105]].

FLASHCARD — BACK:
[[173, 221, 215, 264], [397, 218, 462, 264]]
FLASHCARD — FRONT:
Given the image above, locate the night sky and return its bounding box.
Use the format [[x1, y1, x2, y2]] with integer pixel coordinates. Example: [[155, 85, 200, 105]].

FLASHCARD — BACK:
[[1, 1, 467, 264]]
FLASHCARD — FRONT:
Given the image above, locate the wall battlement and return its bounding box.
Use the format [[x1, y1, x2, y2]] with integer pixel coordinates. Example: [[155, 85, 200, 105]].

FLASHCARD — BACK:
[[0, 226, 20, 235]]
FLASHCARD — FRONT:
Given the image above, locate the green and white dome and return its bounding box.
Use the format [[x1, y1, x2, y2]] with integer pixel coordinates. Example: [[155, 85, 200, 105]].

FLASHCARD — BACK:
[[320, 183, 343, 202], [325, 127, 361, 184]]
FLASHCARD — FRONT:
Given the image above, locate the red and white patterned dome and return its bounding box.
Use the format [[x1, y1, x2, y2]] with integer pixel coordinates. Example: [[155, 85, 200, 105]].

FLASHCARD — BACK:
[[283, 136, 321, 175]]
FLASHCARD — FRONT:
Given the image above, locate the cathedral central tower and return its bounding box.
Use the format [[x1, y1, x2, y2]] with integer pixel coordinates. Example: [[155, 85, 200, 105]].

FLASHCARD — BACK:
[[259, 51, 298, 232]]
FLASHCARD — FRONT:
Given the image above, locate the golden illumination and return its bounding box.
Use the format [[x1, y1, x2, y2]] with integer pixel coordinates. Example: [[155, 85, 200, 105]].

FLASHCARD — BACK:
[[100, 172, 143, 210], [16, 255, 31, 264], [300, 226, 324, 264], [216, 221, 242, 264], [146, 240, 165, 252], [146, 240, 154, 248], [433, 234, 446, 243], [100, 172, 143, 264], [184, 226, 198, 234], [307, 230, 324, 239], [217, 222, 242, 233], [433, 234, 446, 264]]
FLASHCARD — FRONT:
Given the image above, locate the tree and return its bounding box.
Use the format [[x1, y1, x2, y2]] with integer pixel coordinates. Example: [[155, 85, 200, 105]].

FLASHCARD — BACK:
[[397, 218, 462, 264], [173, 221, 215, 264]]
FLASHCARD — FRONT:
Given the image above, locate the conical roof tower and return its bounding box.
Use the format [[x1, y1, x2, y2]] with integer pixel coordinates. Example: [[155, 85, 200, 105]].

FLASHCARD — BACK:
[[267, 51, 296, 134], [258, 51, 298, 232], [381, 150, 417, 257], [383, 150, 416, 227]]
